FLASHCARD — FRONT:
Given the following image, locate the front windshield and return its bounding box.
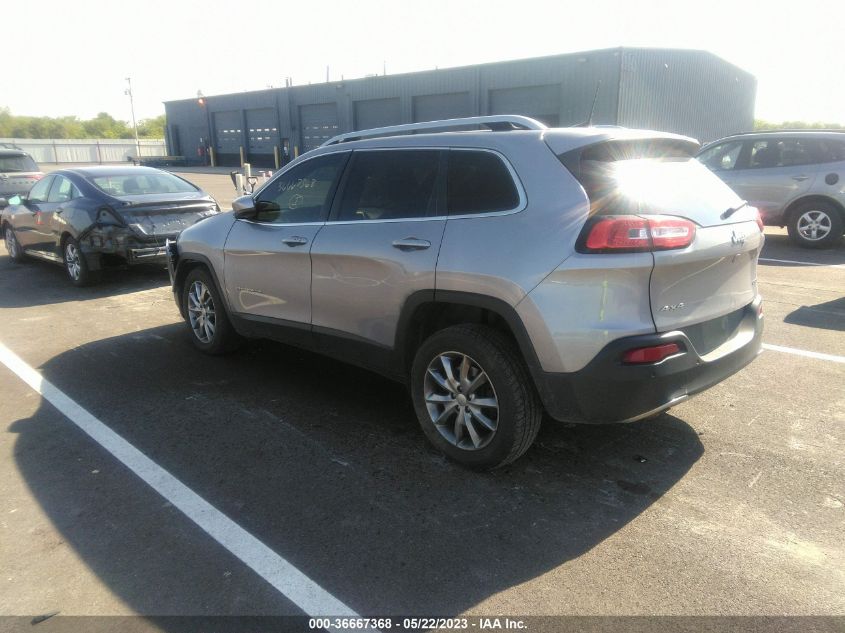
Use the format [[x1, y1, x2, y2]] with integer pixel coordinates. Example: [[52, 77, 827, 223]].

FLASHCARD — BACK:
[[90, 172, 198, 196], [0, 155, 39, 173]]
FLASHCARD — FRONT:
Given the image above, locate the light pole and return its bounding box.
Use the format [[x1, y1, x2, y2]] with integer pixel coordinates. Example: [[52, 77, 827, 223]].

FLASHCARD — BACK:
[[125, 77, 141, 161]]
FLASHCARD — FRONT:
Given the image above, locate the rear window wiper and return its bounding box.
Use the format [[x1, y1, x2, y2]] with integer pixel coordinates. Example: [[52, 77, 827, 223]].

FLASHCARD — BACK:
[[721, 200, 749, 220]]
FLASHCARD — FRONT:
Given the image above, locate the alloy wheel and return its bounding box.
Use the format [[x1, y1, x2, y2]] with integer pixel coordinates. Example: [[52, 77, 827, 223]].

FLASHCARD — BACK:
[[423, 351, 499, 450], [796, 210, 832, 241], [187, 281, 216, 344], [65, 242, 81, 280]]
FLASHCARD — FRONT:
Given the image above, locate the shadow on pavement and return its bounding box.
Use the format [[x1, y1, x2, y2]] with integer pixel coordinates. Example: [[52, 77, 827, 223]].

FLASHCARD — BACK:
[[0, 254, 169, 308], [11, 323, 704, 617], [760, 232, 845, 265], [784, 297, 845, 331]]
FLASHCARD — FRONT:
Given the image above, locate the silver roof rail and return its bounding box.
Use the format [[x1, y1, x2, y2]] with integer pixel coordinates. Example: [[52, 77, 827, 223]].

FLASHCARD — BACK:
[[321, 115, 547, 147]]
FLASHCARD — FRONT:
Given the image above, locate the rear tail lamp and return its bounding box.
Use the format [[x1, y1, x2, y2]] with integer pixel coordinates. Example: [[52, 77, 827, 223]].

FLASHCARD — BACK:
[[581, 215, 696, 253], [621, 342, 681, 365], [755, 209, 765, 232]]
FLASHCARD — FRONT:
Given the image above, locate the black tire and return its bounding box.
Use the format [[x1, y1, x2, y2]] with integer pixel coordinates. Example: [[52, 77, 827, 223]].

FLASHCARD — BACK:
[[62, 236, 97, 286], [410, 324, 543, 470], [4, 226, 27, 263], [181, 267, 241, 354], [786, 200, 844, 249]]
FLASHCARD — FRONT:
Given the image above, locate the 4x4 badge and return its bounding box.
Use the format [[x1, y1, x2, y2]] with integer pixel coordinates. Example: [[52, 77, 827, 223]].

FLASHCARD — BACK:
[[659, 302, 685, 312]]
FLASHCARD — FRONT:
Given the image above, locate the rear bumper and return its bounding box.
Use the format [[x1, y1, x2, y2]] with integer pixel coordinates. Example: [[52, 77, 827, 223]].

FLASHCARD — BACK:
[[536, 297, 764, 423]]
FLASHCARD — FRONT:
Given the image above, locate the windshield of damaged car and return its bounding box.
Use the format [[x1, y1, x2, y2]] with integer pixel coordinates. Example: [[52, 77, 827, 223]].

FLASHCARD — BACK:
[[89, 173, 197, 196], [0, 155, 38, 172]]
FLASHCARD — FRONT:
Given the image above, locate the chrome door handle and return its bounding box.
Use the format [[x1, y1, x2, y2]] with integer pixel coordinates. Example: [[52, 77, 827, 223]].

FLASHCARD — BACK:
[[792, 175, 809, 181], [392, 238, 431, 251], [282, 236, 308, 246]]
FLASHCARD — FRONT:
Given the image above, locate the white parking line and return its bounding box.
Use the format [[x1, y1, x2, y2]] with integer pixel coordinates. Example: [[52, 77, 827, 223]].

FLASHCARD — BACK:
[[759, 257, 845, 269], [763, 343, 845, 364], [0, 341, 360, 619]]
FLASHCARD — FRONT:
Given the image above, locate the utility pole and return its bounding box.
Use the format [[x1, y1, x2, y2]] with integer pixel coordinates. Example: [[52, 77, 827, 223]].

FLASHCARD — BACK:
[[125, 77, 141, 160]]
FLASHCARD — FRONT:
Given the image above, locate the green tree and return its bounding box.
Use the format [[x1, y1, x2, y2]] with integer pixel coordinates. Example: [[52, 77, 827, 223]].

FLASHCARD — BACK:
[[138, 114, 166, 138], [755, 119, 844, 130], [0, 108, 166, 139]]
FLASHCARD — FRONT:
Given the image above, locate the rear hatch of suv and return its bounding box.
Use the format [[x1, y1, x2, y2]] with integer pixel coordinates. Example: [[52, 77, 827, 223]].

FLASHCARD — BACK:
[[549, 132, 763, 353], [0, 152, 43, 197]]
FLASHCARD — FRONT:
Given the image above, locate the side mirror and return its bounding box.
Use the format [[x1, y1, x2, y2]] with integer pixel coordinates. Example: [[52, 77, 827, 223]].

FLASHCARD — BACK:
[[232, 195, 258, 220], [0, 198, 7, 210]]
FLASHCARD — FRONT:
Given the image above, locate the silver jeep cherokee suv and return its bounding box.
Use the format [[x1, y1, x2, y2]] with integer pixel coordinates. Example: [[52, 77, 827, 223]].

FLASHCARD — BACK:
[[168, 115, 764, 469]]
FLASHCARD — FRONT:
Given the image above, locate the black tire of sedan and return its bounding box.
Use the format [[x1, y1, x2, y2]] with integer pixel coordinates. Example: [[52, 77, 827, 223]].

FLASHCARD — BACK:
[[182, 267, 241, 354], [786, 200, 844, 249], [411, 324, 543, 470], [62, 236, 97, 286], [4, 227, 26, 263]]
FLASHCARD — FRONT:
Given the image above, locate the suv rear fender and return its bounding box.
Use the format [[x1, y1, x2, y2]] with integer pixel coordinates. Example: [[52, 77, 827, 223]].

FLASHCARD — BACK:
[[516, 251, 656, 374], [395, 290, 546, 386]]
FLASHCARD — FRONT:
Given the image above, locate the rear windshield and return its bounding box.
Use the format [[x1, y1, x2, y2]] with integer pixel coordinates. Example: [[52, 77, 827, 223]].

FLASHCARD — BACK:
[[0, 155, 38, 173], [90, 172, 197, 196], [563, 141, 742, 218], [580, 158, 744, 217]]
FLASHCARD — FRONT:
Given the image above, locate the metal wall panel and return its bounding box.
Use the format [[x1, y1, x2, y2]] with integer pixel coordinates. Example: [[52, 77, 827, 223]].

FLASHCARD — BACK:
[[489, 84, 562, 127], [617, 49, 756, 143], [299, 103, 339, 152], [354, 98, 401, 130], [412, 92, 471, 122], [164, 47, 755, 157]]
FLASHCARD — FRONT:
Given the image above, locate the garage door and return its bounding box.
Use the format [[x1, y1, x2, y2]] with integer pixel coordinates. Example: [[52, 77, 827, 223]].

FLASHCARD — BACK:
[[412, 92, 470, 123], [246, 108, 279, 167], [213, 110, 242, 166], [489, 85, 561, 127], [354, 98, 401, 131], [300, 103, 339, 153]]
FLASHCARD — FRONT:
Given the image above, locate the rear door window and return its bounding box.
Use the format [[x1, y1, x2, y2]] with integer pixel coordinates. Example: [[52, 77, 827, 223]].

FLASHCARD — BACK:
[[335, 150, 441, 221], [47, 176, 75, 203], [446, 150, 520, 215], [748, 138, 816, 168]]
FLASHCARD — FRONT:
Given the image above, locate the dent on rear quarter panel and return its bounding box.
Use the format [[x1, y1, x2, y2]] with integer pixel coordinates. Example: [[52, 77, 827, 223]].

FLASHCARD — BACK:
[[517, 252, 656, 373]]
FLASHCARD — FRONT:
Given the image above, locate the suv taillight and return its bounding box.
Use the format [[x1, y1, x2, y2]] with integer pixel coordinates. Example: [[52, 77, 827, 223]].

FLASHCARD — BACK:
[[580, 215, 696, 253]]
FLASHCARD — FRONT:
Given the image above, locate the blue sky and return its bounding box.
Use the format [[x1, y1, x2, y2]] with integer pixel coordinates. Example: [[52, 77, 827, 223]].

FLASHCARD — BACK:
[[4, 0, 843, 123]]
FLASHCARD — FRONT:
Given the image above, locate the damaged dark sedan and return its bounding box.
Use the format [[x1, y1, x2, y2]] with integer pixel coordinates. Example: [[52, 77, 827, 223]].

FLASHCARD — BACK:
[[0, 166, 219, 285]]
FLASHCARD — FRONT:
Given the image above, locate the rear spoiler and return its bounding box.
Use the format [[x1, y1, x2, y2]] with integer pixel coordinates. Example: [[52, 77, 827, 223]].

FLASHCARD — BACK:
[[547, 132, 700, 182]]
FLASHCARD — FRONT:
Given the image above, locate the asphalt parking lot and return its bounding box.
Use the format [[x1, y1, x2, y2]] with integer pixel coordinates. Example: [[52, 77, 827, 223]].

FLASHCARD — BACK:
[[1, 168, 843, 628]]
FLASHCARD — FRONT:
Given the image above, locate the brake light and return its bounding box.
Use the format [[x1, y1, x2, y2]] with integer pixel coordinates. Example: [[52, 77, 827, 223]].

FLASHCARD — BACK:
[[581, 215, 696, 253], [622, 342, 681, 364], [755, 209, 765, 232]]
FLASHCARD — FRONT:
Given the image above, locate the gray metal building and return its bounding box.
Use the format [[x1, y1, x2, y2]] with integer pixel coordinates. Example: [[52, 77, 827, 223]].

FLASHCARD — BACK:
[[163, 47, 756, 167]]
